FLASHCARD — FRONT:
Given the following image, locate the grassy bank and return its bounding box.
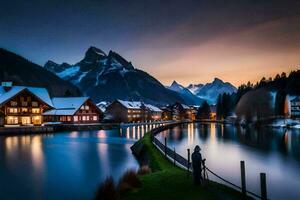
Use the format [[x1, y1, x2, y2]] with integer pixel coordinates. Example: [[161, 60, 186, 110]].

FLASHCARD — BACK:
[[125, 133, 247, 200]]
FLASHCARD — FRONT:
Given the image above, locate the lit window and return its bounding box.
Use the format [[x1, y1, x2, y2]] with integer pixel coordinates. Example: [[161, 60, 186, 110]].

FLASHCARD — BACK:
[[85, 106, 89, 110], [82, 116, 87, 121], [8, 108, 18, 113], [74, 116, 78, 122], [93, 116, 98, 121], [7, 116, 18, 124], [67, 116, 72, 121], [32, 108, 40, 113], [81, 106, 85, 110], [21, 108, 28, 113]]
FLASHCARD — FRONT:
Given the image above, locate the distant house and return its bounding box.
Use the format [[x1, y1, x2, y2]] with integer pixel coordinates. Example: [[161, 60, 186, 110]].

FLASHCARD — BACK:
[[43, 97, 103, 124], [106, 100, 143, 123], [0, 83, 53, 126], [142, 103, 162, 121], [106, 100, 162, 123], [290, 97, 300, 119], [97, 101, 110, 113], [161, 107, 173, 121], [284, 95, 300, 119], [209, 105, 217, 120], [172, 102, 192, 120]]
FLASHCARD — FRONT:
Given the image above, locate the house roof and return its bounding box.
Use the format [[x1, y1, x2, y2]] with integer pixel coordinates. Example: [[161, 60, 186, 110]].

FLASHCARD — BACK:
[[144, 103, 162, 112], [43, 97, 89, 116], [117, 99, 142, 109], [97, 101, 110, 112], [0, 86, 53, 107], [291, 96, 300, 102]]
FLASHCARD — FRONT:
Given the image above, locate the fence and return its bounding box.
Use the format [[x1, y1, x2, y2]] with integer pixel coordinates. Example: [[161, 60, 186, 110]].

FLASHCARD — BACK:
[[150, 124, 268, 200]]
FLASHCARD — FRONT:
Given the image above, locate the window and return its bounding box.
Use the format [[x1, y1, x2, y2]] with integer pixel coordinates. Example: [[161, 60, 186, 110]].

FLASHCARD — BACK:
[[10, 101, 17, 106], [81, 105, 85, 110], [74, 116, 78, 122], [82, 116, 87, 121], [32, 101, 38, 107], [32, 108, 40, 113], [93, 116, 98, 121], [85, 105, 89, 110], [67, 116, 72, 122], [22, 102, 28, 106], [8, 108, 18, 114], [60, 116, 66, 122], [21, 108, 28, 113], [7, 116, 18, 124]]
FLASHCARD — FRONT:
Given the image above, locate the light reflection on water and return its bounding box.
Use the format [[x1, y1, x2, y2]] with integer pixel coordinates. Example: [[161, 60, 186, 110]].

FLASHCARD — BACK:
[[157, 123, 300, 200], [0, 123, 164, 200]]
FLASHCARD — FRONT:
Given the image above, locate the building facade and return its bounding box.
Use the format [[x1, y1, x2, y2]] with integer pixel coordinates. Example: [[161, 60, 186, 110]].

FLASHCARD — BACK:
[[0, 86, 53, 126], [43, 97, 103, 124], [105, 100, 162, 123], [290, 97, 300, 119]]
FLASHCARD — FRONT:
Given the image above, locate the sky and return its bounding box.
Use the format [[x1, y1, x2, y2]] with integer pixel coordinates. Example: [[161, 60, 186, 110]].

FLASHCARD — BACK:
[[1, 0, 300, 87]]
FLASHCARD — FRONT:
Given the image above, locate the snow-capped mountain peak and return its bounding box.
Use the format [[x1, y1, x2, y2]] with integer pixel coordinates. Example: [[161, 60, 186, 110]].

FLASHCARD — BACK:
[[189, 78, 237, 104], [44, 46, 184, 105], [169, 80, 184, 91]]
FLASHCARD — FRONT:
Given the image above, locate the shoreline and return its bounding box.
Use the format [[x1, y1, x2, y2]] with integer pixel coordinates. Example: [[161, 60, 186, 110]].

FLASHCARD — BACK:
[[127, 122, 248, 200]]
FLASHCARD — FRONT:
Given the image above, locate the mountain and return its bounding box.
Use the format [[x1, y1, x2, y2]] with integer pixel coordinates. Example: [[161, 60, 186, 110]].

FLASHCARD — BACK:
[[167, 81, 204, 105], [187, 83, 204, 94], [0, 48, 81, 97], [44, 46, 185, 105], [188, 78, 237, 104]]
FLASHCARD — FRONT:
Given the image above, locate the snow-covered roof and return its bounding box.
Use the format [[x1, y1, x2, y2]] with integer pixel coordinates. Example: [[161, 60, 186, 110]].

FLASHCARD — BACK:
[[43, 97, 89, 116], [117, 99, 142, 109], [180, 104, 190, 109], [144, 104, 162, 112], [115, 99, 161, 112], [97, 101, 110, 112], [0, 86, 53, 107], [51, 97, 89, 109], [291, 96, 300, 102]]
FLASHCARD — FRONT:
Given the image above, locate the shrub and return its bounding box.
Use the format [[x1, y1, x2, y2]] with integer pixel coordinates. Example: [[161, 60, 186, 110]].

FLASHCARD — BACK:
[[118, 169, 141, 194], [94, 176, 119, 200], [137, 165, 152, 175]]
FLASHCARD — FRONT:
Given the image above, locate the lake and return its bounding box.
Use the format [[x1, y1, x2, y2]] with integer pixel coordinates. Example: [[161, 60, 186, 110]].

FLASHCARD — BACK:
[[156, 122, 300, 200], [0, 124, 162, 200]]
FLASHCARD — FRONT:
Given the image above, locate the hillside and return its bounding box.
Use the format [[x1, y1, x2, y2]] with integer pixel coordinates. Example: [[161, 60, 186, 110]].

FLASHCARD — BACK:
[[0, 48, 81, 97]]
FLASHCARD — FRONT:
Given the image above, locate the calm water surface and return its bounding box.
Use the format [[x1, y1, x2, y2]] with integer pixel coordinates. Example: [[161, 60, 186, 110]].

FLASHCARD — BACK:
[[157, 123, 300, 200], [0, 124, 162, 200]]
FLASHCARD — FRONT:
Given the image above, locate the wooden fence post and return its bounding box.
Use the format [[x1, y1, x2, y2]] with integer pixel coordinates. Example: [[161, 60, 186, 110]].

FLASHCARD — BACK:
[[164, 137, 167, 157], [173, 148, 176, 166], [187, 148, 190, 176], [240, 161, 246, 198], [260, 173, 267, 200]]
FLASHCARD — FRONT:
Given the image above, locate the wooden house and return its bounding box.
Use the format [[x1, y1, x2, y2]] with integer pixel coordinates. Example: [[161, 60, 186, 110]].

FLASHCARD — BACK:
[[43, 97, 103, 124], [290, 97, 300, 119], [105, 100, 162, 123], [0, 85, 53, 126]]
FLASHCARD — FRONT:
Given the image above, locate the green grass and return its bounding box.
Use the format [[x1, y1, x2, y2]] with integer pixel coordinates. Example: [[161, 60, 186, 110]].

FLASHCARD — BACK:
[[124, 133, 247, 200]]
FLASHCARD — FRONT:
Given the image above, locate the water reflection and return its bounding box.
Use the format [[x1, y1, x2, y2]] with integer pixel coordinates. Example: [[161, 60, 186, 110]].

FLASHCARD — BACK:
[[157, 123, 300, 200], [0, 123, 164, 200]]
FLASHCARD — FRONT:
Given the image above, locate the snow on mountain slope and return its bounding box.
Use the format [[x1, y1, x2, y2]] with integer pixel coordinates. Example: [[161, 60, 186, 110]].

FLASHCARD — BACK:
[[167, 81, 204, 105], [187, 83, 204, 95], [188, 78, 237, 104], [44, 46, 185, 105]]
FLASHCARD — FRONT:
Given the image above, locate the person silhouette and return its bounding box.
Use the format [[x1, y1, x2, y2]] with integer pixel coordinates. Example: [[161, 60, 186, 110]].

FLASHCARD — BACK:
[[191, 145, 202, 185]]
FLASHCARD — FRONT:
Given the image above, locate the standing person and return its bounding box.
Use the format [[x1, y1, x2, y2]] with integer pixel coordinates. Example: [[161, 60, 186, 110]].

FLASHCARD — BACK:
[[191, 145, 202, 185]]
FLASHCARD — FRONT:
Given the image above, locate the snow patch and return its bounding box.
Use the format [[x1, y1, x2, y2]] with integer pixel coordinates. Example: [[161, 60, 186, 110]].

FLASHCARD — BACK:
[[57, 66, 80, 78]]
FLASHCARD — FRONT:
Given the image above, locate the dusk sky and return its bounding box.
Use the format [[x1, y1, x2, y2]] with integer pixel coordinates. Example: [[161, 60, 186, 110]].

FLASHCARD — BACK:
[[1, 0, 300, 86]]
